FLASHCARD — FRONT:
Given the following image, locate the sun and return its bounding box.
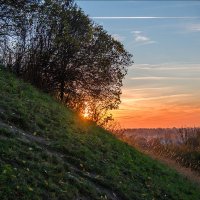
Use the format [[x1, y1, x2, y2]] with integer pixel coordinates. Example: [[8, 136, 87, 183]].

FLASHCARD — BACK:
[[82, 106, 90, 118]]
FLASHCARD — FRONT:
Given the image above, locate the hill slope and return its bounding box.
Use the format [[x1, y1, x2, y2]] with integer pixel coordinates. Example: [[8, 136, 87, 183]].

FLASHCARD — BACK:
[[0, 68, 199, 200]]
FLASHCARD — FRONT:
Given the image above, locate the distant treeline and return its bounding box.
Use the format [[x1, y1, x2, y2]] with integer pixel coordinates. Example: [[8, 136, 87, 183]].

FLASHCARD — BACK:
[[0, 0, 133, 124]]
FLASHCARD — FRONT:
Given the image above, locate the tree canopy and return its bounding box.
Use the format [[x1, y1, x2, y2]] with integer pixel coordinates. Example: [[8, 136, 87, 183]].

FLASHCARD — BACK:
[[0, 0, 133, 125]]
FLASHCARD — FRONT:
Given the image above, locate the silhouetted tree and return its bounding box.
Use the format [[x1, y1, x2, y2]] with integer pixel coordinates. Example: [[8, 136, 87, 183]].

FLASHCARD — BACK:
[[0, 0, 133, 125]]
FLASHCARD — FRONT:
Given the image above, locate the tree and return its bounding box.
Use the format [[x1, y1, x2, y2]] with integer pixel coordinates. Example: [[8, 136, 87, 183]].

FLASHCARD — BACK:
[[0, 0, 133, 125], [66, 25, 132, 124]]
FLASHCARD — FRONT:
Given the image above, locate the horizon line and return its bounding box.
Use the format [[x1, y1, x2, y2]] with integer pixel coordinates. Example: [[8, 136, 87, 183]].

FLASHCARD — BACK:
[[119, 126, 200, 129]]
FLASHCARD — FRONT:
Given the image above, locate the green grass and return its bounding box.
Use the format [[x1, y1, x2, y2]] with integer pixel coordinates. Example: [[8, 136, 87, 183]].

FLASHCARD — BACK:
[[0, 67, 200, 199]]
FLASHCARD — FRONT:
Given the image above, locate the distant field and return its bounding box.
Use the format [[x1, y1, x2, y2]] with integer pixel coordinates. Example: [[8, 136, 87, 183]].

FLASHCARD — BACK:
[[118, 128, 200, 174]]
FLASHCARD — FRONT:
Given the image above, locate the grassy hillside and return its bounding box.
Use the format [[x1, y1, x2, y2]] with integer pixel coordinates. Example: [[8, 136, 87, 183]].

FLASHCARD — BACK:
[[0, 68, 199, 200]]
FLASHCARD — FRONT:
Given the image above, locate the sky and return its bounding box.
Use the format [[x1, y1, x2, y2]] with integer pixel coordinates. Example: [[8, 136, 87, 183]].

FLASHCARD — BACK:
[[76, 0, 200, 128]]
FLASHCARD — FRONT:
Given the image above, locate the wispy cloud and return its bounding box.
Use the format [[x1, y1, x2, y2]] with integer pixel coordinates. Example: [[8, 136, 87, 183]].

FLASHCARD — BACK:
[[131, 63, 200, 71], [132, 31, 141, 34], [187, 24, 200, 32], [123, 87, 172, 92], [112, 34, 125, 42], [92, 16, 199, 20], [122, 93, 192, 102], [135, 35, 150, 42], [130, 76, 200, 80], [132, 31, 156, 45]]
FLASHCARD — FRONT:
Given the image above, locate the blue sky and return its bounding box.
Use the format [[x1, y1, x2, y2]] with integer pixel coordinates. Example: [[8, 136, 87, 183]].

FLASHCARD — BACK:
[[76, 1, 200, 128]]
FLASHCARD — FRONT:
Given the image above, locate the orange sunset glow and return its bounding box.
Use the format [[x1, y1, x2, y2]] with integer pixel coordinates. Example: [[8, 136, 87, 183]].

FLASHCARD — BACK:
[[111, 64, 200, 128], [112, 102, 200, 128]]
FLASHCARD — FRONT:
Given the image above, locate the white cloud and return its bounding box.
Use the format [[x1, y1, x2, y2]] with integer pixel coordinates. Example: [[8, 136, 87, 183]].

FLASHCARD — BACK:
[[132, 31, 156, 45], [131, 31, 141, 34], [135, 35, 150, 42], [188, 24, 200, 32], [112, 34, 125, 42]]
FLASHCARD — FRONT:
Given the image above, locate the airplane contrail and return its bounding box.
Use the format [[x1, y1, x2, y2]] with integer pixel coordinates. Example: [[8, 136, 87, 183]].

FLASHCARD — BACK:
[[92, 16, 199, 19]]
